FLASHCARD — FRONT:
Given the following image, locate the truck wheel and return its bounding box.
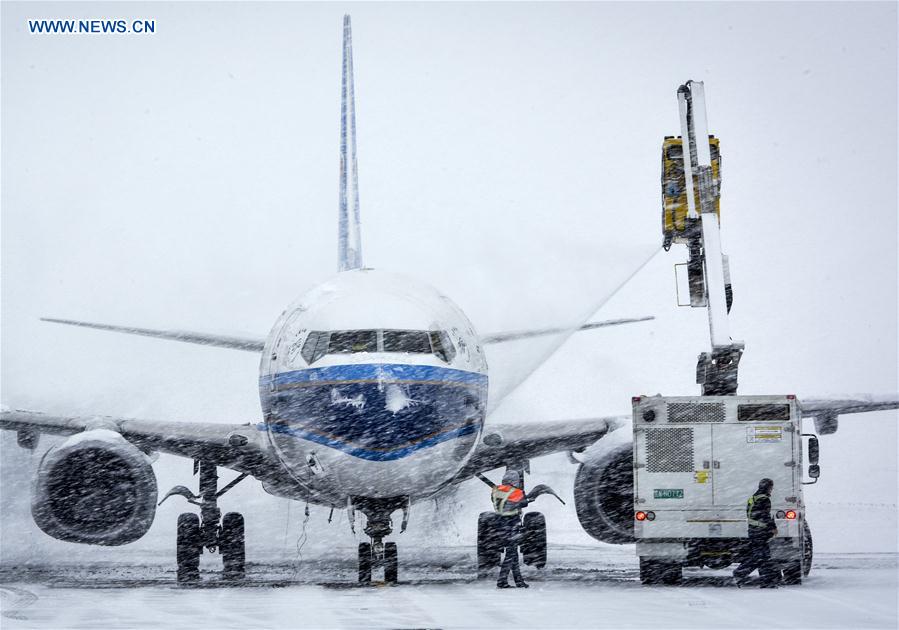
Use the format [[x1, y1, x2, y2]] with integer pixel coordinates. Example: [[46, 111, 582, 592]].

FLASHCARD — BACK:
[[641, 558, 681, 585], [783, 559, 802, 585], [783, 520, 813, 585], [639, 557, 657, 584], [659, 561, 682, 585], [802, 520, 813, 577], [477, 512, 502, 578], [358, 542, 372, 584], [176, 513, 201, 584], [384, 542, 398, 585], [220, 512, 246, 581], [521, 512, 547, 568]]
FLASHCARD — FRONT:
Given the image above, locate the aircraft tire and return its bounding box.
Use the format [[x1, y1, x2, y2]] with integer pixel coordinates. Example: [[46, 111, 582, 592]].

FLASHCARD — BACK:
[[358, 542, 372, 584], [220, 512, 246, 581], [477, 512, 502, 578], [521, 512, 547, 568], [384, 542, 398, 585], [176, 512, 201, 584]]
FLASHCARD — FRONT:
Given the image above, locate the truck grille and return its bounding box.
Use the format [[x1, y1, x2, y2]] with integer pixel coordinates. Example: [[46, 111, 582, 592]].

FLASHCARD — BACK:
[[646, 428, 694, 472], [667, 402, 725, 423]]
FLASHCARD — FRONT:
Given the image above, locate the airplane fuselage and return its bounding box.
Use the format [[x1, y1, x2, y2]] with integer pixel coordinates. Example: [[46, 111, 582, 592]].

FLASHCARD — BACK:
[[257, 269, 488, 505]]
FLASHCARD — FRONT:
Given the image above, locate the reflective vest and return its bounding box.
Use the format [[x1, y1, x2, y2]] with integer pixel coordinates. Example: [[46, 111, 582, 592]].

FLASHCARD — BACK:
[[746, 493, 770, 529], [492, 484, 525, 516]]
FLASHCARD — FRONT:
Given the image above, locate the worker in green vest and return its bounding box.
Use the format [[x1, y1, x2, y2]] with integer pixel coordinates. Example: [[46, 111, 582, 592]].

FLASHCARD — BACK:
[[733, 478, 781, 588]]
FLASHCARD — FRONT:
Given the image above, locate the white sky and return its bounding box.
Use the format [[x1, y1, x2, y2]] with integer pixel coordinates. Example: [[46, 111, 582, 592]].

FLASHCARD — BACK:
[[1, 2, 896, 560]]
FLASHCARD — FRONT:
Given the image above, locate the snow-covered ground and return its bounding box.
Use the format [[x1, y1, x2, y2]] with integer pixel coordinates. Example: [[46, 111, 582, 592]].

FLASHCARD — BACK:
[[2, 546, 896, 629]]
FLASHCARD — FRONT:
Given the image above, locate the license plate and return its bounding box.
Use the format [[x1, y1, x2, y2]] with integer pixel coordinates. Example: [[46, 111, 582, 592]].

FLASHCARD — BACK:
[[654, 489, 684, 499]]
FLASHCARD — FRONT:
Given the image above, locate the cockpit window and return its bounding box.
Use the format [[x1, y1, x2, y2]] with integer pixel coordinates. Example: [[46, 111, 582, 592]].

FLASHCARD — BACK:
[[383, 330, 432, 354], [301, 331, 330, 364], [429, 330, 456, 363], [299, 329, 457, 364], [327, 330, 378, 354]]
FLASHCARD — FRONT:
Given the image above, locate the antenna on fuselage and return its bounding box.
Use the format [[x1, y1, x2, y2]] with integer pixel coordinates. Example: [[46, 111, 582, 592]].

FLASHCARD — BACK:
[[338, 14, 363, 272]]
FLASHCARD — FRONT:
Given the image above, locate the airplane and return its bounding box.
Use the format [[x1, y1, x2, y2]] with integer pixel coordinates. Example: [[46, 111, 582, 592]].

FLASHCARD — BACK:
[[2, 15, 896, 585]]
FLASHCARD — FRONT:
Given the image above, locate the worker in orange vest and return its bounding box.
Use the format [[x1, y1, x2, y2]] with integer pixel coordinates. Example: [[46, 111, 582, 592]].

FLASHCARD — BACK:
[[491, 470, 530, 588]]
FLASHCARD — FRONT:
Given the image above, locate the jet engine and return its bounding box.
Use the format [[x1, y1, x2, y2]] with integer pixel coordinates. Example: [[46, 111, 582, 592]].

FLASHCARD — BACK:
[[573, 441, 635, 544], [31, 429, 158, 545]]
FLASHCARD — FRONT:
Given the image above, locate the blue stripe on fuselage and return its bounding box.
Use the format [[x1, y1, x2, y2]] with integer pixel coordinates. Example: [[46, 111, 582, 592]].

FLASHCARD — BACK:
[[259, 421, 479, 461], [260, 363, 487, 389]]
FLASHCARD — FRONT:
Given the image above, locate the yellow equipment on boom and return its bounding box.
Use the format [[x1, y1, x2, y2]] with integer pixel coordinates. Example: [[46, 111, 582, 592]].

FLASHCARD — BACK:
[[661, 135, 721, 250]]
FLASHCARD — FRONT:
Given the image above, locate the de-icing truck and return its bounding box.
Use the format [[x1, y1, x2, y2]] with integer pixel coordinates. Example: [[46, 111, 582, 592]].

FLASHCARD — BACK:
[[631, 394, 818, 584], [632, 82, 820, 585]]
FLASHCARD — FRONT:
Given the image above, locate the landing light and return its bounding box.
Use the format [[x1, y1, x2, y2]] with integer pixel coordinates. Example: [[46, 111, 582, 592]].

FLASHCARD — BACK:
[[635, 511, 647, 521], [785, 510, 797, 520]]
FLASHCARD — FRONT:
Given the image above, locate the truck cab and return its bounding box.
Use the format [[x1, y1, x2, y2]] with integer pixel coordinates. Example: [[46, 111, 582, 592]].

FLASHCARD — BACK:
[[632, 394, 816, 584]]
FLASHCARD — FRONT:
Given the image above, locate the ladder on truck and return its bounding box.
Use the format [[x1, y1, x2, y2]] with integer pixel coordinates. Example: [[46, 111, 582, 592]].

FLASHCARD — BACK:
[[663, 81, 743, 395]]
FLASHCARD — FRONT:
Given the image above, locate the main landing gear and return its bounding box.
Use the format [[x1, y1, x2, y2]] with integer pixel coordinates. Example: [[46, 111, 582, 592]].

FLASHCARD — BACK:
[[352, 497, 407, 586], [477, 511, 547, 578], [159, 460, 249, 584], [475, 467, 555, 580]]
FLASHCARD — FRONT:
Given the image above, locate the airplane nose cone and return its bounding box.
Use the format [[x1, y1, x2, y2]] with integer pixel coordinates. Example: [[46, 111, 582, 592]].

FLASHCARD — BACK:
[[261, 363, 487, 497]]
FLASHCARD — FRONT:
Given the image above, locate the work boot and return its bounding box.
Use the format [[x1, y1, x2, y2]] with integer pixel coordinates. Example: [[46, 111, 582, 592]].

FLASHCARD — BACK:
[[515, 581, 529, 588], [496, 582, 512, 589], [760, 583, 779, 589]]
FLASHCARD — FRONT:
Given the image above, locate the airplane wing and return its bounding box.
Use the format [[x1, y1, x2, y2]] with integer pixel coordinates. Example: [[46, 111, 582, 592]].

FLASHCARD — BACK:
[[40, 315, 653, 351], [479, 317, 653, 344], [0, 409, 273, 476], [40, 318, 265, 352], [451, 415, 629, 483], [798, 395, 899, 434], [800, 396, 899, 416]]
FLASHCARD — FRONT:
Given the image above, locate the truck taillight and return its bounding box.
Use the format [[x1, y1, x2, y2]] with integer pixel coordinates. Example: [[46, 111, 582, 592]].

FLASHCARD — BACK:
[[635, 511, 647, 521], [785, 510, 797, 520], [646, 511, 656, 521], [776, 510, 785, 519]]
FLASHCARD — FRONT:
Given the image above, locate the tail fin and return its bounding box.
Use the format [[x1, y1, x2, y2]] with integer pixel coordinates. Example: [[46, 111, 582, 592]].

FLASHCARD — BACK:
[[338, 14, 363, 272]]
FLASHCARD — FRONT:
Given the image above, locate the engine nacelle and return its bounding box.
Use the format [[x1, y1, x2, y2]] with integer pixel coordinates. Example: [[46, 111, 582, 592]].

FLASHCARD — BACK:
[[573, 441, 635, 544], [814, 412, 839, 436], [32, 429, 158, 545]]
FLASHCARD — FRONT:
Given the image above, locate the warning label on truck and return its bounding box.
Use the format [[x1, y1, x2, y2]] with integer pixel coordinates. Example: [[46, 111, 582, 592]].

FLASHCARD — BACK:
[[653, 489, 684, 499], [747, 425, 783, 443]]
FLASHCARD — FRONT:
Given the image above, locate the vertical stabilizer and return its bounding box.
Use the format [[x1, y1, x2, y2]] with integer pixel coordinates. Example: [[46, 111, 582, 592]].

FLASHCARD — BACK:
[[338, 14, 363, 272]]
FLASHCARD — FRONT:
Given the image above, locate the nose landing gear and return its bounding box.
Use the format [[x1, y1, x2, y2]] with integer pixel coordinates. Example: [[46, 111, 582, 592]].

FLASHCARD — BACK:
[[353, 497, 406, 585], [160, 460, 249, 584]]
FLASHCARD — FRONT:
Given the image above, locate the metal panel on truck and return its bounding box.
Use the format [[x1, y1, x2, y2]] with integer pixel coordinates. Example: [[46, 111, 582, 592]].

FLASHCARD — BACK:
[[635, 424, 713, 510], [711, 423, 794, 506]]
